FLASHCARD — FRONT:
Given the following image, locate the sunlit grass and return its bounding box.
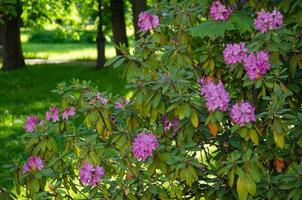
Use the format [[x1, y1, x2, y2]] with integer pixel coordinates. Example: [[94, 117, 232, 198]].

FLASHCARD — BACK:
[[22, 43, 116, 61]]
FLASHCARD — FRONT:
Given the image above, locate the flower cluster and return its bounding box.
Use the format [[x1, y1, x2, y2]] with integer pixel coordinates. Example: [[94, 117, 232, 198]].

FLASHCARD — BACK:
[[132, 133, 159, 161], [210, 0, 232, 21], [162, 116, 180, 136], [230, 101, 256, 126], [223, 42, 247, 65], [115, 97, 130, 109], [62, 107, 76, 120], [254, 9, 283, 33], [79, 163, 105, 186], [46, 106, 59, 122], [200, 78, 230, 112], [243, 51, 271, 80], [138, 11, 159, 31], [23, 156, 44, 173], [89, 93, 108, 105], [24, 116, 44, 132]]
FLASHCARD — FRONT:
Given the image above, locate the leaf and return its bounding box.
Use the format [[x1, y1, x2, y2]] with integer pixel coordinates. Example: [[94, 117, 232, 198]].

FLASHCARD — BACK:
[[96, 119, 104, 134], [249, 129, 259, 145], [104, 55, 123, 67], [30, 179, 40, 193], [177, 104, 186, 120], [188, 20, 234, 39], [245, 174, 256, 196], [231, 124, 240, 133], [191, 111, 199, 128], [113, 57, 126, 68], [228, 11, 253, 33], [188, 165, 198, 182], [214, 110, 224, 122], [208, 123, 218, 137], [183, 103, 192, 118], [152, 93, 161, 108], [239, 127, 249, 138], [273, 131, 285, 149], [227, 167, 235, 187], [237, 175, 248, 200]]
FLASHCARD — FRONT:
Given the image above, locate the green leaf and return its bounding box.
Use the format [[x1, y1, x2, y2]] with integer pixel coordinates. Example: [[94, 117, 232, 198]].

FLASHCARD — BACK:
[[149, 185, 158, 194], [188, 20, 234, 39], [237, 175, 248, 200], [152, 93, 161, 108], [183, 103, 192, 118], [228, 11, 253, 33], [214, 110, 224, 122], [191, 111, 199, 128], [231, 125, 240, 133], [227, 167, 235, 187], [96, 119, 104, 134], [113, 57, 126, 68], [30, 179, 40, 193], [273, 131, 285, 149], [245, 174, 256, 196], [104, 55, 123, 67], [249, 129, 259, 145]]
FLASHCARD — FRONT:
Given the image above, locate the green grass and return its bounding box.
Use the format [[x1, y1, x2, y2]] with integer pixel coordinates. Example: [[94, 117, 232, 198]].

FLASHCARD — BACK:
[[0, 63, 127, 189], [22, 43, 116, 61]]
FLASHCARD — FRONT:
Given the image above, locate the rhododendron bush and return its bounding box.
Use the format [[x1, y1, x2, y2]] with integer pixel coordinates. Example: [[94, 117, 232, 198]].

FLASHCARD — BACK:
[[12, 0, 302, 199]]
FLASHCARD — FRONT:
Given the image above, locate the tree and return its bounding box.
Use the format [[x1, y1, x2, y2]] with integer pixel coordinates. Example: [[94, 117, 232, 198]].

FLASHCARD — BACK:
[[110, 0, 128, 55], [0, 24, 3, 60], [0, 0, 25, 70], [131, 0, 147, 40], [96, 0, 105, 69]]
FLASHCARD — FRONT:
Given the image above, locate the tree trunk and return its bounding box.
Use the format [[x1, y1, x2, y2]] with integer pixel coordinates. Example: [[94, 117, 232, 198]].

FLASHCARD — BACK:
[[96, 0, 106, 69], [2, 0, 25, 70], [0, 25, 3, 63], [110, 0, 128, 55], [131, 0, 147, 40]]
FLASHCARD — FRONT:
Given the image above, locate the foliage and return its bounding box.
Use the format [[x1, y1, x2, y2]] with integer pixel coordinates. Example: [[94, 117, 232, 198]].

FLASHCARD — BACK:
[[0, 0, 17, 24], [11, 0, 302, 199], [27, 28, 97, 44], [0, 63, 126, 189]]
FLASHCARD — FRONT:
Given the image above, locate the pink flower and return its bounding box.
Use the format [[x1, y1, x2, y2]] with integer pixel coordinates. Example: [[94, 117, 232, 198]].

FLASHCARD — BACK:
[[223, 42, 247, 65], [62, 107, 76, 120], [243, 51, 271, 80], [230, 101, 256, 126], [254, 9, 270, 33], [151, 15, 160, 28], [254, 9, 283, 33], [79, 163, 105, 186], [210, 1, 232, 21], [24, 116, 38, 132], [46, 106, 59, 122], [138, 11, 159, 31], [115, 102, 123, 109], [268, 9, 283, 30], [162, 116, 180, 136], [115, 97, 130, 109], [23, 156, 44, 173], [200, 79, 230, 112], [89, 93, 108, 105], [24, 116, 44, 132], [132, 133, 159, 161]]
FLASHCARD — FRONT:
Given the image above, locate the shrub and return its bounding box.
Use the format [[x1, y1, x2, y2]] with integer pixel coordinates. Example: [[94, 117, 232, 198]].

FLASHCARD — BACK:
[[13, 0, 302, 199], [27, 28, 97, 44]]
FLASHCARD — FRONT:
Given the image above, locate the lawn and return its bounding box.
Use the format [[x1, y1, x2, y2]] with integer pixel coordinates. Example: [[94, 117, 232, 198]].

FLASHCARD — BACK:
[[22, 43, 115, 61], [0, 63, 127, 189]]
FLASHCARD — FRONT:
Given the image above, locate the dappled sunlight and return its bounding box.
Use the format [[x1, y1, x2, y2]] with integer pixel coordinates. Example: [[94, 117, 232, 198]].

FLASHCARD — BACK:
[[22, 43, 117, 61]]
